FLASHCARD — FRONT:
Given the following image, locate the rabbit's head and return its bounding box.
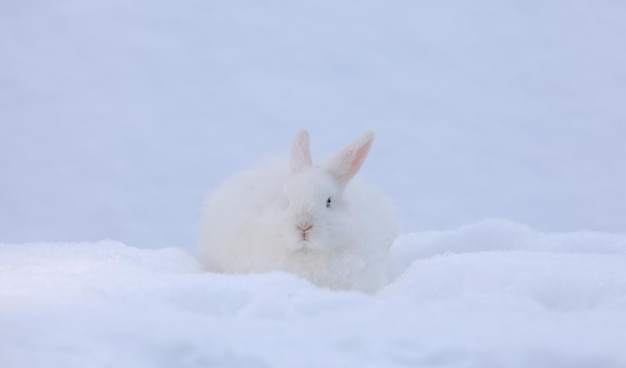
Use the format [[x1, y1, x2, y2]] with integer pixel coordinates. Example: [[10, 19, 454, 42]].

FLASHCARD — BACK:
[[281, 130, 375, 253]]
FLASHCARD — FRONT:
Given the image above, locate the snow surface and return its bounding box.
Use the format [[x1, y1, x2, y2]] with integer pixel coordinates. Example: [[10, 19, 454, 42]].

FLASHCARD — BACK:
[[2, 219, 626, 368]]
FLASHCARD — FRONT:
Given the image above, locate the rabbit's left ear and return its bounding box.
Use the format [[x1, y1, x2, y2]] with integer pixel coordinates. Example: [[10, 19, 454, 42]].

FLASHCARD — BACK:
[[326, 131, 375, 186], [291, 129, 312, 173]]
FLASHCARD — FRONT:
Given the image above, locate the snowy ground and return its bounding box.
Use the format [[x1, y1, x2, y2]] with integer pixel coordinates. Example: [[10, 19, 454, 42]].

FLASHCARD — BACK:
[[2, 219, 626, 368]]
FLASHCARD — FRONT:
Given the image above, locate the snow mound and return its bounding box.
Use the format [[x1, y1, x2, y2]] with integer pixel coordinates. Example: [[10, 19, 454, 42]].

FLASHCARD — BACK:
[[389, 218, 626, 278], [2, 220, 626, 367]]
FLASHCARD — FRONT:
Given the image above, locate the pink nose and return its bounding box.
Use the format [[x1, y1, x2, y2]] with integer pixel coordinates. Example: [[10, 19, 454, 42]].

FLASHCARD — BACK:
[[297, 222, 313, 232]]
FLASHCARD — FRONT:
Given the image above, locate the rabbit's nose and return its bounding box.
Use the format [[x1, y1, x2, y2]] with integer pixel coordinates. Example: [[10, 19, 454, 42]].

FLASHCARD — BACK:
[[297, 222, 313, 232]]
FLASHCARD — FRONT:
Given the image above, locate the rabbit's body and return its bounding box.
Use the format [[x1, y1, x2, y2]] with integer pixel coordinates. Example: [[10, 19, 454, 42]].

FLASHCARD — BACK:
[[198, 131, 398, 292]]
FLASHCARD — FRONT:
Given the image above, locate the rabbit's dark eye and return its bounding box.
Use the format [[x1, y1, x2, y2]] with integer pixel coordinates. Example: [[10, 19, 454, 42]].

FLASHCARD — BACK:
[[326, 197, 332, 208]]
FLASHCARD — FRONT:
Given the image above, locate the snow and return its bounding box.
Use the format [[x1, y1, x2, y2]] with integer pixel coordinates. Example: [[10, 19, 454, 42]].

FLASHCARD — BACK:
[[3, 220, 626, 367], [2, 1, 626, 366]]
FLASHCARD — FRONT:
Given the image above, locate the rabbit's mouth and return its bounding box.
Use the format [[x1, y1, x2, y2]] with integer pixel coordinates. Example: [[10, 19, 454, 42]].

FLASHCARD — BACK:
[[292, 238, 318, 253]]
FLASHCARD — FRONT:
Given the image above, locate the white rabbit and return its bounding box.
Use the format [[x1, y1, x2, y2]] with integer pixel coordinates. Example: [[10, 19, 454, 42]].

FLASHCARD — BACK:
[[198, 130, 398, 292]]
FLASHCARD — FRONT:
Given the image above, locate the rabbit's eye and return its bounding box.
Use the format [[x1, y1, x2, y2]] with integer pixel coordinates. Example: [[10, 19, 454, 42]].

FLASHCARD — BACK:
[[326, 197, 332, 208]]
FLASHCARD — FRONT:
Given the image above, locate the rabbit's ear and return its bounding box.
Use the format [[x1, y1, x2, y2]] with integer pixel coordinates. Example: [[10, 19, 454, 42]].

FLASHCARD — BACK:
[[326, 131, 375, 186], [291, 129, 312, 173]]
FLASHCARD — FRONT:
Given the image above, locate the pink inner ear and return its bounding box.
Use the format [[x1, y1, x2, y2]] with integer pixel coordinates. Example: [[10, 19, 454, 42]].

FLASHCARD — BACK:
[[291, 129, 312, 173], [327, 131, 375, 185]]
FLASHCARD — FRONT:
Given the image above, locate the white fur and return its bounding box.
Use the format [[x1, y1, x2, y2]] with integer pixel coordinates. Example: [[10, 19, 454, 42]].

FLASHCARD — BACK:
[[198, 130, 398, 292]]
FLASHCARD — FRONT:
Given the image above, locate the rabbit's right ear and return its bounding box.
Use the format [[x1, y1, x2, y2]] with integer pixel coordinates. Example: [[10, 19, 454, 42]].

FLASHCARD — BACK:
[[291, 129, 312, 173], [326, 130, 375, 187]]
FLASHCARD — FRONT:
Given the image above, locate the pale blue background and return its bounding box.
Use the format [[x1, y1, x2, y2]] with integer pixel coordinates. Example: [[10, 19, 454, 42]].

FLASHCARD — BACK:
[[2, 1, 625, 249]]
